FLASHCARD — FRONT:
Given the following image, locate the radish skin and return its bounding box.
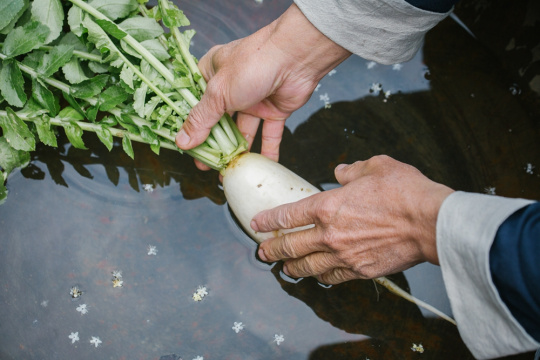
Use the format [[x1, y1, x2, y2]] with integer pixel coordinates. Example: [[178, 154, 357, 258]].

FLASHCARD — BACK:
[[222, 152, 456, 325]]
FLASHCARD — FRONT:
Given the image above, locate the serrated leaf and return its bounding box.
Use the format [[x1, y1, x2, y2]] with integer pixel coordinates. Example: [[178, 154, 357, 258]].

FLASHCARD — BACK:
[[30, 0, 63, 44], [99, 85, 129, 111], [32, 78, 59, 116], [140, 125, 160, 155], [95, 19, 127, 40], [67, 5, 85, 37], [63, 122, 87, 149], [0, 136, 31, 178], [88, 0, 138, 21], [37, 44, 74, 77], [58, 106, 85, 121], [0, 108, 36, 151], [99, 116, 117, 127], [0, 0, 26, 32], [62, 93, 87, 119], [122, 134, 134, 159], [86, 104, 99, 123], [33, 114, 57, 147], [117, 114, 139, 134], [70, 74, 109, 98], [62, 57, 89, 84], [0, 60, 27, 108], [88, 61, 109, 74], [133, 83, 148, 117], [160, 2, 190, 28], [2, 21, 49, 58], [119, 64, 135, 90], [83, 16, 121, 63], [96, 125, 113, 151], [0, 180, 7, 204], [118, 16, 164, 42], [140, 39, 170, 61]]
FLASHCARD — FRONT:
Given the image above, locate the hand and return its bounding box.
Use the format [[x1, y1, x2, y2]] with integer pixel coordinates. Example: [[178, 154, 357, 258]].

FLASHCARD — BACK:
[[251, 155, 454, 284], [175, 4, 350, 170]]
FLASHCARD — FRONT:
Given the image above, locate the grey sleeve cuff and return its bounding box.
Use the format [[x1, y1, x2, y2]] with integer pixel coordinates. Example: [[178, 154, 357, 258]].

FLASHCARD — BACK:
[[293, 0, 452, 64], [437, 191, 539, 359]]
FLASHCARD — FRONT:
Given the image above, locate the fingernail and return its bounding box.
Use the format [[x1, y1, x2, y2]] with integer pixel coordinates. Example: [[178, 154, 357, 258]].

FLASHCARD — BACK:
[[258, 248, 268, 262], [176, 129, 190, 148], [335, 163, 347, 172], [283, 264, 290, 276], [250, 219, 259, 232]]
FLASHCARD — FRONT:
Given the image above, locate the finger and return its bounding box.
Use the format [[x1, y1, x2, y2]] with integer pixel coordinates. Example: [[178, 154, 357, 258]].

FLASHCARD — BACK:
[[197, 44, 222, 81], [260, 119, 285, 162], [251, 194, 319, 233], [236, 112, 261, 151], [194, 159, 211, 171], [283, 251, 342, 278], [334, 160, 367, 186], [176, 78, 226, 150], [316, 267, 359, 285], [257, 226, 327, 262]]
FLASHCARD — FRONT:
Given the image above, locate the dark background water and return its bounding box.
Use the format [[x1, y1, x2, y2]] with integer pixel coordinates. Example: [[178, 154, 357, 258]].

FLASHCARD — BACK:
[[0, 0, 539, 359]]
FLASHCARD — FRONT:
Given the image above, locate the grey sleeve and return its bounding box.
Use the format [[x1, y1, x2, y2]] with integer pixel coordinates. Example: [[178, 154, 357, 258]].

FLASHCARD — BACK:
[[437, 191, 539, 359], [293, 0, 452, 64]]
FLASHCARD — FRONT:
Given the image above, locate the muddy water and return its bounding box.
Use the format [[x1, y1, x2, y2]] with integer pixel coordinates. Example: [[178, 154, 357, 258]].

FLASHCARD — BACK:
[[0, 0, 538, 359]]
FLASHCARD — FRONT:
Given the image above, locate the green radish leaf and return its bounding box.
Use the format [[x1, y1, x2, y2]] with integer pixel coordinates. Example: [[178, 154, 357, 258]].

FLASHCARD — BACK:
[[99, 85, 129, 111], [2, 21, 50, 58], [0, 0, 25, 32], [58, 106, 85, 121], [34, 114, 58, 147], [118, 16, 164, 41], [95, 19, 127, 40], [117, 114, 139, 134], [0, 136, 31, 178], [70, 74, 109, 99], [88, 0, 138, 21], [37, 44, 74, 78], [96, 125, 113, 151], [30, 0, 63, 44], [86, 105, 100, 123], [100, 116, 117, 127], [83, 17, 121, 63], [32, 78, 59, 116], [140, 39, 170, 61], [67, 5, 85, 37], [0, 180, 7, 205], [140, 125, 160, 155], [160, 2, 190, 28], [62, 93, 87, 120], [62, 58, 89, 84], [0, 60, 27, 108], [0, 108, 36, 151], [63, 122, 87, 149], [133, 83, 148, 117], [119, 64, 135, 90], [122, 134, 134, 159]]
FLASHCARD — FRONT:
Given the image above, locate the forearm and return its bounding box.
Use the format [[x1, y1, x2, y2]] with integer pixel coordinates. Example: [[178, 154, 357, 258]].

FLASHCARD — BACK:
[[437, 192, 539, 359]]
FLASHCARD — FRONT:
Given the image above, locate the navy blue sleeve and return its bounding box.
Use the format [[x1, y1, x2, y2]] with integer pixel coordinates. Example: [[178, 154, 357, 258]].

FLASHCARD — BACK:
[[405, 0, 457, 13], [489, 202, 540, 341]]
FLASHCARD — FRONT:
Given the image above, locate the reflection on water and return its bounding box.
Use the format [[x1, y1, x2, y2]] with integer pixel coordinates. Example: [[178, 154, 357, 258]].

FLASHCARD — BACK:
[[1, 0, 539, 359]]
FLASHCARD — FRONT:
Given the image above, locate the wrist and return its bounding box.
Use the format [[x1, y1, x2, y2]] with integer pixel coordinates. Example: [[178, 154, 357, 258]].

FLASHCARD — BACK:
[[268, 4, 351, 83]]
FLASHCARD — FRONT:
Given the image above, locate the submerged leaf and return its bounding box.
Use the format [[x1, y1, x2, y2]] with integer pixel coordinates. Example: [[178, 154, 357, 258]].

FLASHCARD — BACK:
[[0, 108, 36, 151], [0, 60, 27, 108]]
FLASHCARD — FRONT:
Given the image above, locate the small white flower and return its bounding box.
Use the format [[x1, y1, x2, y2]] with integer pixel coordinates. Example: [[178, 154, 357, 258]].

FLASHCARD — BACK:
[[254, 0, 263, 3], [69, 332, 79, 344], [41, 300, 49, 307], [192, 293, 203, 302], [484, 186, 496, 195], [143, 184, 154, 192], [384, 90, 392, 99], [314, 84, 321, 92], [196, 286, 208, 297], [370, 83, 383, 95], [411, 343, 424, 353], [112, 270, 122, 278], [112, 278, 124, 288], [319, 93, 330, 102], [232, 322, 245, 333], [273, 334, 285, 346], [70, 286, 82, 299], [328, 69, 337, 76], [366, 61, 377, 69], [525, 163, 535, 174], [147, 245, 158, 256], [392, 63, 403, 71], [76, 304, 88, 315], [193, 356, 204, 360], [90, 336, 102, 348]]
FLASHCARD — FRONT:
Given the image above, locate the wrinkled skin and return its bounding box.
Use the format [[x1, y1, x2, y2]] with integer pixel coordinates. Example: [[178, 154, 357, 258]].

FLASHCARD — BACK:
[[175, 4, 351, 169], [252, 155, 454, 285]]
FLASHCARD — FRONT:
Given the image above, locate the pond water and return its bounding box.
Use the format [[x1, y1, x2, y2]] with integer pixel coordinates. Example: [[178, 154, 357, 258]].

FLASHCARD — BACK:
[[0, 1, 539, 359]]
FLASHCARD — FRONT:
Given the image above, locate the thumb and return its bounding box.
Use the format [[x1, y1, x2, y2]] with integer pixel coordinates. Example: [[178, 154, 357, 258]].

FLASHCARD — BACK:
[[334, 161, 364, 186], [176, 88, 225, 150]]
